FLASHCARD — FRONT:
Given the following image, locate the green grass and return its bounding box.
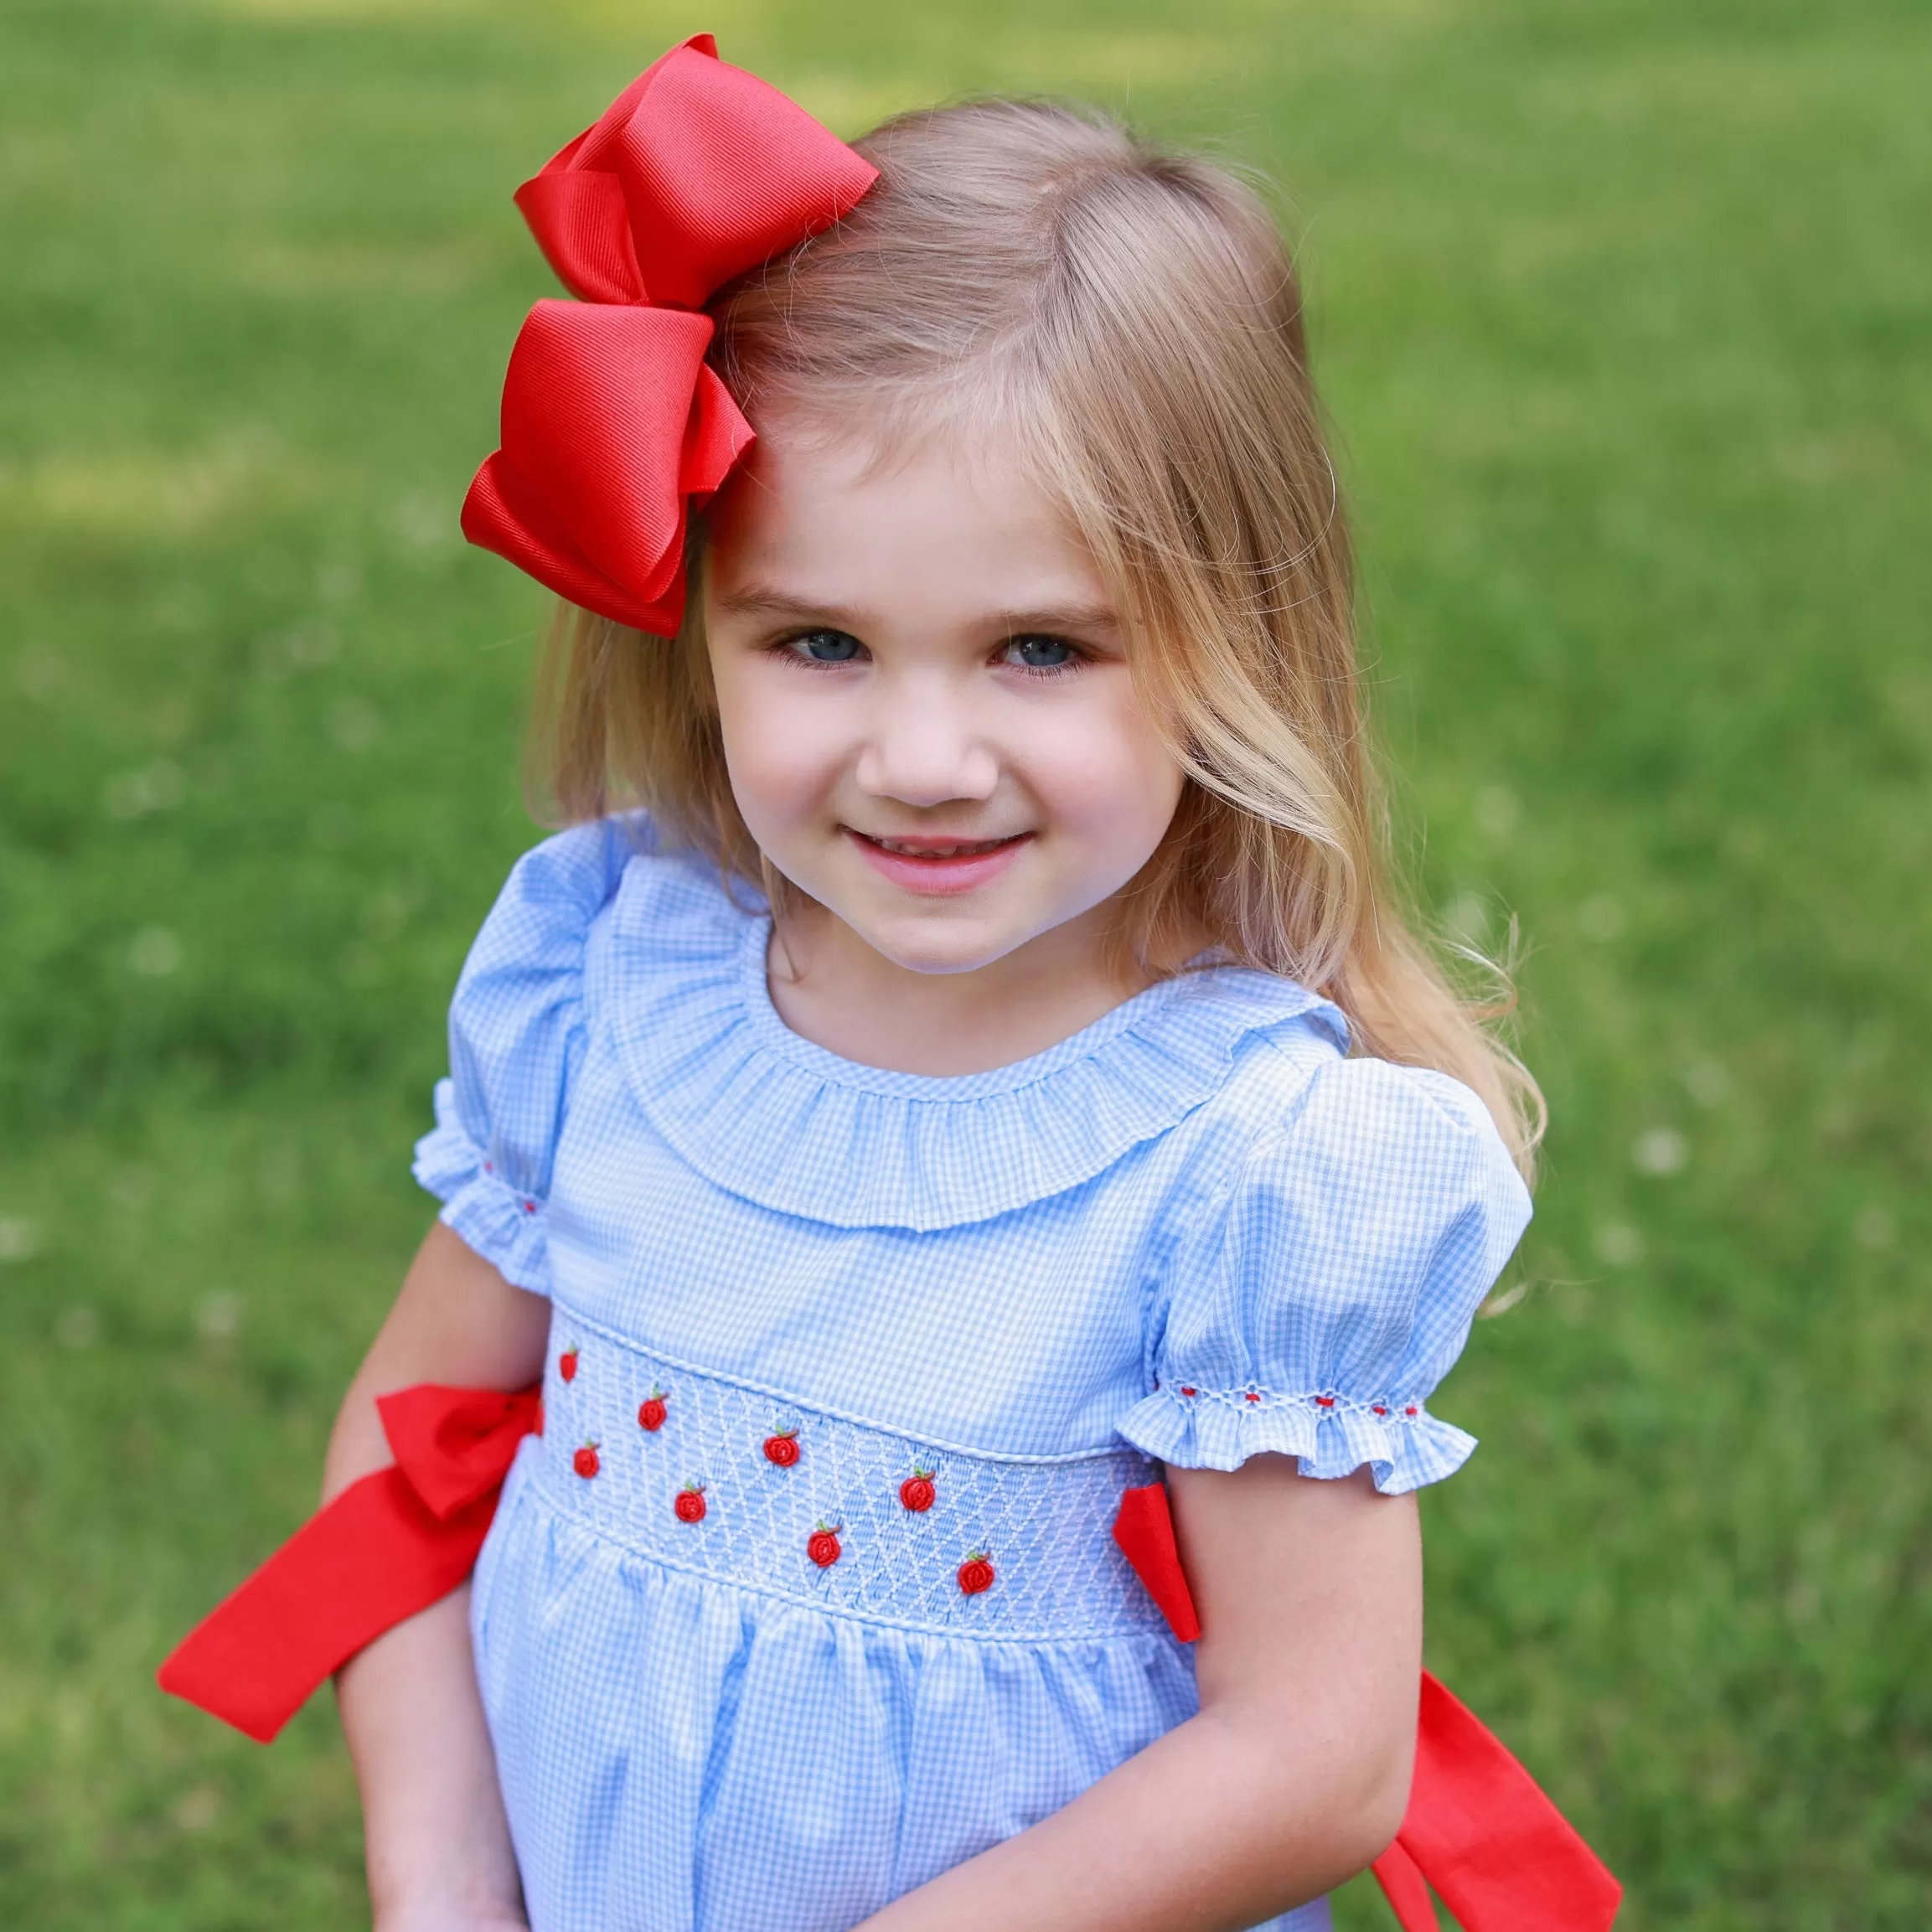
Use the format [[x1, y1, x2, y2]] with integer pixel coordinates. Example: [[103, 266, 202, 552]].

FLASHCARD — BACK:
[[3, 1, 1927, 1924]]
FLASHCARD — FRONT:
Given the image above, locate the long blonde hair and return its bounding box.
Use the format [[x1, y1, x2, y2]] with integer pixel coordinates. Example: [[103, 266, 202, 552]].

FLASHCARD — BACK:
[[532, 99, 1543, 1176]]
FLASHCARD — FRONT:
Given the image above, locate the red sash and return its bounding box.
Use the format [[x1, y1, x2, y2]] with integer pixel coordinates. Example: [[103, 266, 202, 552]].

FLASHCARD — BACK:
[[1113, 1484, 1621, 1930], [161, 1387, 1619, 1929], [158, 1384, 541, 1743]]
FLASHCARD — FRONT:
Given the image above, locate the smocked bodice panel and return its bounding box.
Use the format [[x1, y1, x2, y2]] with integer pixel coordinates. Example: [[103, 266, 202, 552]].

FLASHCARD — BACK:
[[535, 1305, 1166, 1641]]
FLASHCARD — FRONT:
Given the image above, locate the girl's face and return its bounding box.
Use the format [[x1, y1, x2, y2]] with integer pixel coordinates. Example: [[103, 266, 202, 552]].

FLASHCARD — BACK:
[[702, 422, 1186, 979]]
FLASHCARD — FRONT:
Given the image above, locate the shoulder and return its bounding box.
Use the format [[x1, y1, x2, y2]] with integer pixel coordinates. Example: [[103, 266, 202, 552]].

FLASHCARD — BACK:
[[447, 812, 695, 1076], [1225, 1045, 1531, 1288], [1149, 985, 1532, 1336], [1187, 984, 1526, 1231], [462, 814, 650, 976], [457, 812, 762, 991], [1260, 1049, 1521, 1196]]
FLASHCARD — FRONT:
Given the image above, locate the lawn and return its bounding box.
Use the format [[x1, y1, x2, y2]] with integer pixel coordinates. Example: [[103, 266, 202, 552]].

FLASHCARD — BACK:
[[2, 1, 1927, 1926]]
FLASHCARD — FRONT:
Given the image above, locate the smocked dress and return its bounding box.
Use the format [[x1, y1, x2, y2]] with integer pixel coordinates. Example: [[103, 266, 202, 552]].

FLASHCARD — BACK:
[[412, 816, 1532, 1932]]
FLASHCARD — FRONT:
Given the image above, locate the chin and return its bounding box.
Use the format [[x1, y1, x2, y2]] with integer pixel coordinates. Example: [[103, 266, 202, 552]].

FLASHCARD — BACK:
[[850, 914, 1029, 978]]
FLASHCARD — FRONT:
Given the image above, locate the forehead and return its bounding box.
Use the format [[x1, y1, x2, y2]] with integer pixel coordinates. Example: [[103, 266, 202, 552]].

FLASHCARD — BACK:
[[703, 412, 1108, 621]]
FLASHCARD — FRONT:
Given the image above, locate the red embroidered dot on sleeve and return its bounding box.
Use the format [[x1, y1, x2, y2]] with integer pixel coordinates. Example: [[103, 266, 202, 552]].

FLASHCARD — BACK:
[[1315, 1395, 1335, 1408]]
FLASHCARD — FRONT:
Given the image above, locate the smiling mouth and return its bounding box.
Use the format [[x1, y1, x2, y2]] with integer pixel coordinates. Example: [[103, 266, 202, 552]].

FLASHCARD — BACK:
[[843, 827, 1032, 897], [855, 833, 1028, 860]]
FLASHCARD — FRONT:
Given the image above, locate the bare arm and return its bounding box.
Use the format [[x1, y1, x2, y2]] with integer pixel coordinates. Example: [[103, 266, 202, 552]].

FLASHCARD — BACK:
[[324, 1221, 553, 1932], [855, 1456, 1421, 1932]]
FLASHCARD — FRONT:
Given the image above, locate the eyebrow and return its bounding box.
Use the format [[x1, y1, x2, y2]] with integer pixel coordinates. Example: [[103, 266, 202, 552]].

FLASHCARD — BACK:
[[715, 584, 1121, 636], [998, 603, 1122, 637], [714, 586, 865, 624]]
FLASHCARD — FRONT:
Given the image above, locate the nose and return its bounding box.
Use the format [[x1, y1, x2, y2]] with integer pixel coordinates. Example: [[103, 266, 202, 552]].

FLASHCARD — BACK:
[[852, 670, 1000, 808]]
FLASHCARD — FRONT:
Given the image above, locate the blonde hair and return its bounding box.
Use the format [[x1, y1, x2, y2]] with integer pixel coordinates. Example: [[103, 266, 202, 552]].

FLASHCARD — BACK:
[[533, 99, 1544, 1176]]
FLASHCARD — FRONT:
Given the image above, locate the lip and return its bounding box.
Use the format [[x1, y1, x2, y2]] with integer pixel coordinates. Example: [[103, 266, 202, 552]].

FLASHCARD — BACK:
[[844, 828, 1033, 897]]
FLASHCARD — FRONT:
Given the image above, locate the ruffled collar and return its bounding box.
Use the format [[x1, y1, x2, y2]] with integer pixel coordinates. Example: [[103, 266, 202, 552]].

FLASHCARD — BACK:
[[597, 850, 1346, 1230]]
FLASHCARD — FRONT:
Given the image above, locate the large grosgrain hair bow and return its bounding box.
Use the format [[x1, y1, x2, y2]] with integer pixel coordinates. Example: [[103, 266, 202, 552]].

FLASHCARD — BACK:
[[460, 37, 877, 635]]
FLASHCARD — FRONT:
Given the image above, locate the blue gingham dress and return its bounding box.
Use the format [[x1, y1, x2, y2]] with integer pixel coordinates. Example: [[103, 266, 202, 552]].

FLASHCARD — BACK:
[[413, 817, 1531, 1932]]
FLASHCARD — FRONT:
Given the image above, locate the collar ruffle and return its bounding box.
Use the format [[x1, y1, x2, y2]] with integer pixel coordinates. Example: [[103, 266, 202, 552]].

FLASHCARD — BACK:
[[596, 850, 1347, 1231]]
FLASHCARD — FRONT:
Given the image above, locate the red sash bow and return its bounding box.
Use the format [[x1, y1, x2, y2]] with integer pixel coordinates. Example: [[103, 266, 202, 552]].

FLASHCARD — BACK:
[[157, 1383, 541, 1743], [460, 38, 877, 635], [161, 1390, 1619, 1929]]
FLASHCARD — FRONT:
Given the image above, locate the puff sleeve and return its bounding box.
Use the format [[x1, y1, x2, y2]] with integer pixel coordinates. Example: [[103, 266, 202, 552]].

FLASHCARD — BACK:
[[411, 818, 638, 1294], [1118, 1056, 1532, 1495]]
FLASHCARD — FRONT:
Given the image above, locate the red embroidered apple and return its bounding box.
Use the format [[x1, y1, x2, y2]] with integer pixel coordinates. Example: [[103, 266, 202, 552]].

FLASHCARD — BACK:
[[559, 1346, 579, 1382], [638, 1387, 668, 1431], [762, 1427, 800, 1468], [572, 1441, 599, 1479], [807, 1521, 843, 1568], [674, 1482, 706, 1523], [957, 1549, 994, 1595], [899, 1465, 936, 1512]]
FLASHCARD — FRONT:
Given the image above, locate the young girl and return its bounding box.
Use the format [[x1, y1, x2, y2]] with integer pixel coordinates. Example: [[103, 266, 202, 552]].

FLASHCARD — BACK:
[[181, 37, 1579, 1932]]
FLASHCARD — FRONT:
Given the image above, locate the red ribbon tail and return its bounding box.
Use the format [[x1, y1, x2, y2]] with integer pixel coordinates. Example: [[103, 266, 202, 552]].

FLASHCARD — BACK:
[[1395, 1671, 1622, 1930], [1373, 1836, 1442, 1931], [157, 1466, 494, 1743]]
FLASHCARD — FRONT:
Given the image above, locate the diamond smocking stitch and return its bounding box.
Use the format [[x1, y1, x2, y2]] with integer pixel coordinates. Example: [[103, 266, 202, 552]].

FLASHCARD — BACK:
[[533, 1314, 1165, 1640]]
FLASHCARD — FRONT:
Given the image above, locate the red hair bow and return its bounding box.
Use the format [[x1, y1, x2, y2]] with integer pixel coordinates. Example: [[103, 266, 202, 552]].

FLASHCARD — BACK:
[[461, 36, 877, 635]]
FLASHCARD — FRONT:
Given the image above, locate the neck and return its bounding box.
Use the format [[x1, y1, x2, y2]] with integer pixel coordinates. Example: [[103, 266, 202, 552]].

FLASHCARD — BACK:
[[765, 900, 1152, 1077]]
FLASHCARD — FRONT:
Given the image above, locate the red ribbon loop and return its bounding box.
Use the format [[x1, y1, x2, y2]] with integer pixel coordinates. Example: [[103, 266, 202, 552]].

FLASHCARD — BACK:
[[156, 1384, 540, 1743], [1112, 1480, 1201, 1641], [379, 1382, 545, 1518], [460, 36, 878, 635]]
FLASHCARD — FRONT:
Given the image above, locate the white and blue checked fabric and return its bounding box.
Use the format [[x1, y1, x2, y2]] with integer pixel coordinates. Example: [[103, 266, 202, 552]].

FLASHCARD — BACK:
[[417, 817, 1532, 1932]]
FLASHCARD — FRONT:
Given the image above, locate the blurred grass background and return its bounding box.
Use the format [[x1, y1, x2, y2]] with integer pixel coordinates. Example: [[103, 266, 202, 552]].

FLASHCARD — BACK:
[[2, 0, 1927, 1925]]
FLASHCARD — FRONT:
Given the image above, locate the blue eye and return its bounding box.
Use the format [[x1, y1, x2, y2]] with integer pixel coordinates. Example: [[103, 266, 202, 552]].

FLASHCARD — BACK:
[[1005, 635, 1077, 670], [788, 631, 863, 664]]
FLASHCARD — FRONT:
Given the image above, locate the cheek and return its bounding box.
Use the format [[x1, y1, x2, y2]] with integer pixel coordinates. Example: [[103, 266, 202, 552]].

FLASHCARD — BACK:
[[1023, 691, 1183, 856], [711, 666, 839, 837]]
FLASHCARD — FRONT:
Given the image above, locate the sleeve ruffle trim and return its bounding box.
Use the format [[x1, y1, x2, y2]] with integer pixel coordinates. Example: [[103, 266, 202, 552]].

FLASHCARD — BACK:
[[1117, 1384, 1476, 1496], [411, 1098, 552, 1298]]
